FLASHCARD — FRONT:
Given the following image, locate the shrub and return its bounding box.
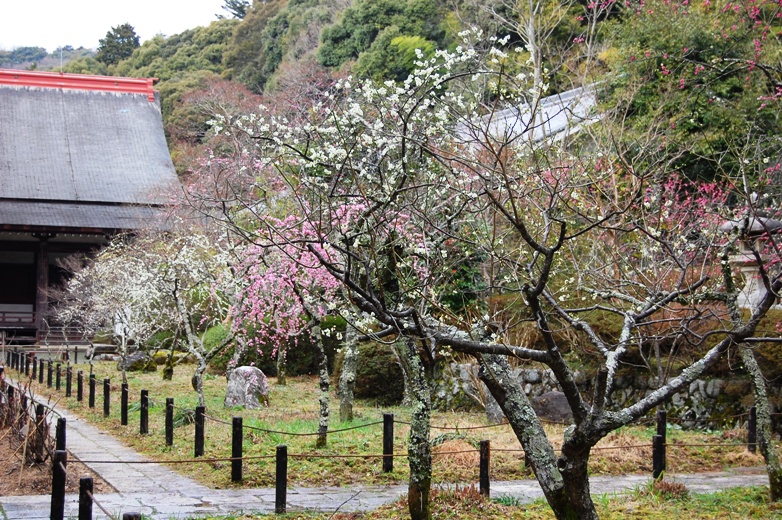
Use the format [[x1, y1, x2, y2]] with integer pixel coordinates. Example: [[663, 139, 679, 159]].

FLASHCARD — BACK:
[[333, 340, 404, 405]]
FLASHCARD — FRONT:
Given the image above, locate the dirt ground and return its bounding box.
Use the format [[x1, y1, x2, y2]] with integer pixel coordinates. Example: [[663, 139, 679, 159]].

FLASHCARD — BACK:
[[0, 425, 112, 496]]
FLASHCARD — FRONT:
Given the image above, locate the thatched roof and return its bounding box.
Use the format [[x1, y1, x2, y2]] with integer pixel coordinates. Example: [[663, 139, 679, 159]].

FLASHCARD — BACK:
[[0, 70, 178, 233]]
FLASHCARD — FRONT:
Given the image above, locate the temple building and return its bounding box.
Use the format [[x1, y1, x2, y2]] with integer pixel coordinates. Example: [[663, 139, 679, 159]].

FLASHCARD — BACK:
[[0, 69, 178, 343]]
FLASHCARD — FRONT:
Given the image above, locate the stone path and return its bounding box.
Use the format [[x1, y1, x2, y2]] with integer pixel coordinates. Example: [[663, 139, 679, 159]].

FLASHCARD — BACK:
[[0, 377, 771, 519]]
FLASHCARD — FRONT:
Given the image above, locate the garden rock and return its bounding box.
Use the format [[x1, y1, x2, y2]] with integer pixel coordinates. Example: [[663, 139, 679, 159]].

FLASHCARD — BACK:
[[117, 351, 155, 372], [224, 366, 269, 409], [531, 391, 573, 424]]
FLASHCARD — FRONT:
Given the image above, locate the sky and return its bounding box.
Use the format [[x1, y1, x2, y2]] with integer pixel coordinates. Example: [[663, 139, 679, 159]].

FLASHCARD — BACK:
[[0, 0, 228, 53]]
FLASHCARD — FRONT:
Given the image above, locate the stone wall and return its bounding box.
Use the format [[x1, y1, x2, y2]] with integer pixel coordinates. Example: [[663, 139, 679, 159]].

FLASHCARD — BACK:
[[432, 362, 781, 430]]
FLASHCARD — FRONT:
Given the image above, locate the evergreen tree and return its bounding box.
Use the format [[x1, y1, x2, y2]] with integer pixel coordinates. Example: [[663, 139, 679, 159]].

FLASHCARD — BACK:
[[95, 23, 140, 65]]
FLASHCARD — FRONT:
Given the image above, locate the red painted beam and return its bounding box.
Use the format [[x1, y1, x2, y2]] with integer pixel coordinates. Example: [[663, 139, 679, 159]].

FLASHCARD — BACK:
[[0, 69, 158, 102]]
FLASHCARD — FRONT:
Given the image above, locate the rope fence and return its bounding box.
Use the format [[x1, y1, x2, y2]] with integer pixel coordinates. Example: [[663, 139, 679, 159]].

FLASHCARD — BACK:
[[0, 353, 778, 519]]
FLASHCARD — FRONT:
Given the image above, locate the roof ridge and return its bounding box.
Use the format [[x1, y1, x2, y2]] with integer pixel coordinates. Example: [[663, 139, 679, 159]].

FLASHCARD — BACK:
[[0, 69, 158, 102]]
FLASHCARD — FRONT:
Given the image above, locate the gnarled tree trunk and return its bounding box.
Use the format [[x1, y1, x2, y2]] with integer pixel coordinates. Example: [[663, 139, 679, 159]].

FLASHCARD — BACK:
[[478, 353, 598, 520], [339, 324, 359, 422], [740, 346, 782, 500], [401, 338, 432, 520], [313, 323, 330, 448]]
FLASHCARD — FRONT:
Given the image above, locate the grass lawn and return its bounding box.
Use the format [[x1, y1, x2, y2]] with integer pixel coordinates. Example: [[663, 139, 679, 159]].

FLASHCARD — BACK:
[[15, 358, 782, 518]]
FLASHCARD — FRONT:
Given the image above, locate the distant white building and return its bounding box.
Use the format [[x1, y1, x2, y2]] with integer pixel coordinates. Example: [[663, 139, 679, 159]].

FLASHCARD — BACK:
[[458, 86, 597, 146]]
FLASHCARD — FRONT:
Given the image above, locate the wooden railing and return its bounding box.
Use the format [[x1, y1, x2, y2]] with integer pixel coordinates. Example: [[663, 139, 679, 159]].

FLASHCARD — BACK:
[[0, 311, 36, 327]]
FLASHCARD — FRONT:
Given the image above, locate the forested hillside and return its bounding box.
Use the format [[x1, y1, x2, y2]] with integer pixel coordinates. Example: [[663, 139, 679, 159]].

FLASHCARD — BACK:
[[4, 0, 778, 181]]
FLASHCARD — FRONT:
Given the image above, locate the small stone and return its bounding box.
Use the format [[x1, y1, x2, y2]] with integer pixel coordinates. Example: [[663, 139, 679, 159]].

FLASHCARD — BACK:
[[523, 369, 541, 384], [706, 379, 723, 398]]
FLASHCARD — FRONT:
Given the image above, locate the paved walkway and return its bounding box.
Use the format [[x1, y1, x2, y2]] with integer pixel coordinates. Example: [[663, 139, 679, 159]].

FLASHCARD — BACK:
[[0, 377, 771, 519]]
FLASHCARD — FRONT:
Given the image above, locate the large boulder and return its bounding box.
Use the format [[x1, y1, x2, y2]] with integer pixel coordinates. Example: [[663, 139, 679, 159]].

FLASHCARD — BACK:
[[224, 366, 269, 409], [117, 351, 156, 372], [531, 391, 573, 424]]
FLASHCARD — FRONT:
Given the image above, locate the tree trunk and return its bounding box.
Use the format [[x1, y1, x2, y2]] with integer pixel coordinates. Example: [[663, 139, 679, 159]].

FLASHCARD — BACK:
[[163, 329, 181, 381], [313, 323, 330, 448], [478, 354, 598, 520], [339, 325, 359, 422], [391, 337, 413, 406], [193, 356, 207, 407], [740, 346, 782, 500], [276, 339, 287, 386], [401, 338, 432, 520]]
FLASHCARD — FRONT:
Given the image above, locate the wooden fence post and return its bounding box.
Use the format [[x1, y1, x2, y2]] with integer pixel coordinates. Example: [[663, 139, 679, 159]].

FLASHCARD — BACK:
[[31, 355, 37, 379], [479, 440, 490, 497], [276, 445, 288, 514], [88, 374, 95, 408], [33, 403, 45, 463], [232, 416, 243, 482], [56, 417, 66, 451], [122, 513, 142, 520], [78, 476, 93, 520], [652, 434, 665, 479], [140, 390, 149, 435], [24, 354, 30, 377], [748, 406, 757, 453], [195, 406, 205, 457], [103, 378, 110, 417], [121, 383, 128, 426], [38, 359, 44, 384], [165, 398, 174, 446], [383, 413, 394, 473], [47, 360, 53, 388], [50, 450, 67, 520], [66, 367, 72, 397], [77, 370, 83, 402], [56, 363, 61, 391]]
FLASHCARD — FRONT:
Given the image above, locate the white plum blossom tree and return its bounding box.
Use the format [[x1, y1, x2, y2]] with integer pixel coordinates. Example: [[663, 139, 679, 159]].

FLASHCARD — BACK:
[[202, 28, 782, 519]]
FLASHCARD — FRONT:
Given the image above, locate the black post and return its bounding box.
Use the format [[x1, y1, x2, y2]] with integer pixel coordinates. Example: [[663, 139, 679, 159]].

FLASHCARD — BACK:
[[32, 355, 37, 379], [88, 373, 95, 408], [56, 363, 61, 391], [77, 370, 83, 402], [38, 358, 44, 384], [194, 405, 205, 457], [34, 403, 45, 463], [78, 477, 93, 520], [47, 360, 53, 388], [748, 405, 757, 453], [103, 378, 110, 417], [652, 434, 665, 479], [122, 514, 142, 520], [24, 354, 30, 377], [479, 440, 490, 497], [383, 412, 394, 473], [275, 445, 288, 514], [50, 450, 67, 520], [656, 410, 667, 444], [66, 366, 72, 397], [55, 417, 66, 451], [232, 416, 243, 482], [165, 398, 174, 446], [74, 346, 78, 364], [6, 384, 13, 400], [121, 383, 128, 426], [140, 390, 149, 435]]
